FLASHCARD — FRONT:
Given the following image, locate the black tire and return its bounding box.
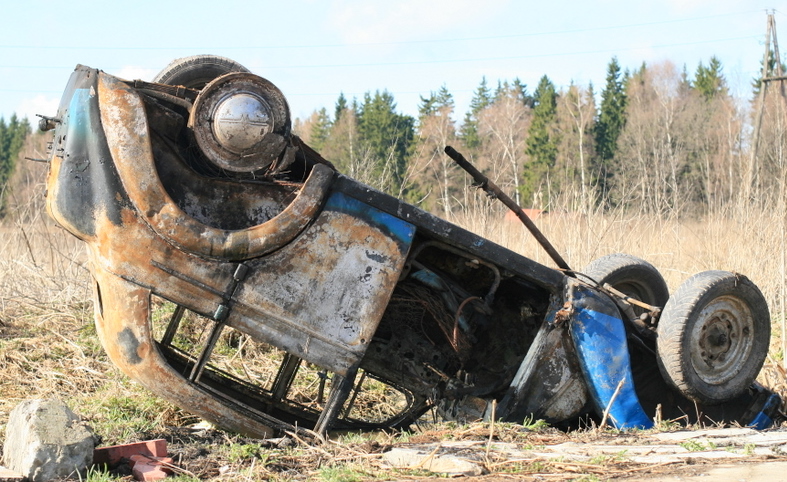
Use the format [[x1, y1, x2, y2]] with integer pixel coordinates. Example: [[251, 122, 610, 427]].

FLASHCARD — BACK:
[[152, 55, 250, 89], [582, 253, 669, 310], [656, 271, 770, 404]]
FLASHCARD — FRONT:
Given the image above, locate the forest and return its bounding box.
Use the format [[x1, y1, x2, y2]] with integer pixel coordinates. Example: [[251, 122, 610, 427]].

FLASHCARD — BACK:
[[1, 54, 786, 223], [294, 55, 786, 222]]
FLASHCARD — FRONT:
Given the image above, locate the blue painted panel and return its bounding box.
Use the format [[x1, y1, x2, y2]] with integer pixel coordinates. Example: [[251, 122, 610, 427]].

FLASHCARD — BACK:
[[569, 284, 653, 430], [748, 392, 781, 430], [53, 77, 127, 236], [324, 191, 416, 249], [68, 88, 92, 144]]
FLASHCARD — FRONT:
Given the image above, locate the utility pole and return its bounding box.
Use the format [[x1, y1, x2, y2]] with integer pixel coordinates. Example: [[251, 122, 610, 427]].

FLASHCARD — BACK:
[[747, 11, 787, 203], [747, 12, 773, 203], [749, 12, 787, 370]]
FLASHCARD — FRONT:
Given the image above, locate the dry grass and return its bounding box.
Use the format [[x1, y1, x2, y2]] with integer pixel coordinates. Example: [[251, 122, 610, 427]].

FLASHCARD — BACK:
[[452, 199, 787, 361], [3, 202, 785, 393], [452, 203, 778, 296], [2, 188, 787, 480]]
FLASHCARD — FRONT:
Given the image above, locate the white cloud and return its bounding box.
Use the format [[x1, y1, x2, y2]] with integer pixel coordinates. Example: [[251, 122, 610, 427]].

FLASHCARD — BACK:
[[327, 0, 510, 44], [15, 95, 60, 122], [112, 66, 159, 82], [664, 0, 741, 14]]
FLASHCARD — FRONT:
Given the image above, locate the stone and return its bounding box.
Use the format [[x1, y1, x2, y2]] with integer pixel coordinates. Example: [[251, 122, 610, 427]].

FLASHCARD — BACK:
[[382, 446, 484, 476], [0, 466, 24, 482], [2, 399, 96, 482]]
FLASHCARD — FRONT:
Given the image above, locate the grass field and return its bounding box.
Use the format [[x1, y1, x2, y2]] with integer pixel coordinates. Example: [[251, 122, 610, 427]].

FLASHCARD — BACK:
[[1, 200, 786, 480]]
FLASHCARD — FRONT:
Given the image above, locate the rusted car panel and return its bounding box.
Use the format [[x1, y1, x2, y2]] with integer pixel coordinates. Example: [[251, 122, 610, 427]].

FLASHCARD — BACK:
[[92, 268, 277, 438], [99, 73, 333, 260], [94, 70, 413, 376], [43, 62, 781, 438]]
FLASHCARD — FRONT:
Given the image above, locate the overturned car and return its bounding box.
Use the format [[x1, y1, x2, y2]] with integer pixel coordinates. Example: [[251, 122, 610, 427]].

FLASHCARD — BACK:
[[41, 56, 781, 437]]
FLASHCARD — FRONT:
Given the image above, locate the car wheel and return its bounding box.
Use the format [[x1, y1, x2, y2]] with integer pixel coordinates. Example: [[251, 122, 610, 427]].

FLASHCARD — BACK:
[[153, 55, 250, 89], [656, 271, 770, 404], [582, 253, 669, 311]]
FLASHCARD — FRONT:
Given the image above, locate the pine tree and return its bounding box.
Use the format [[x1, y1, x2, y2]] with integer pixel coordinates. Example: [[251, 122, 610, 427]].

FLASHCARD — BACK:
[[522, 75, 558, 206], [357, 90, 415, 194], [418, 85, 454, 119], [593, 57, 628, 201], [0, 118, 7, 166], [309, 108, 331, 151], [678, 64, 692, 95], [334, 92, 348, 123], [512, 78, 535, 107], [494, 80, 507, 100], [694, 56, 727, 101], [460, 77, 493, 149], [418, 95, 437, 120], [0, 114, 30, 217], [595, 57, 627, 164], [435, 85, 454, 111]]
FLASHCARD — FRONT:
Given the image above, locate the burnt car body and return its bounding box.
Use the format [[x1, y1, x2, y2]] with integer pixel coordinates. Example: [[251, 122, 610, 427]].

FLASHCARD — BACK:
[[41, 58, 781, 438]]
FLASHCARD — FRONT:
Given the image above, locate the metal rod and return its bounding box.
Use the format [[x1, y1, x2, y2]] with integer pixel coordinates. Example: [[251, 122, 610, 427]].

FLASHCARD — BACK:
[[313, 370, 357, 435], [189, 321, 225, 382], [602, 283, 662, 314], [444, 146, 574, 275], [160, 304, 186, 347], [137, 88, 193, 112], [271, 353, 302, 402], [342, 370, 368, 418], [317, 372, 327, 405]]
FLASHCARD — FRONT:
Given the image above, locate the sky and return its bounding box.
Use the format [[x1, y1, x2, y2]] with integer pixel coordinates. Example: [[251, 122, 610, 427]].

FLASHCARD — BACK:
[[0, 1, 784, 125]]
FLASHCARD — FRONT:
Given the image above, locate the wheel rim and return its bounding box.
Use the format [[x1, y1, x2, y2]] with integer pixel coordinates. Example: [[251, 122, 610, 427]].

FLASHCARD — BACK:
[[689, 295, 754, 385], [614, 281, 649, 299], [614, 281, 653, 315]]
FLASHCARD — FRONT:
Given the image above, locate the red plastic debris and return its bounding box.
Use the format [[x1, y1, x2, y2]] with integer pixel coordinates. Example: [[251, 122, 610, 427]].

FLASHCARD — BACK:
[[93, 439, 168, 467], [129, 455, 174, 481]]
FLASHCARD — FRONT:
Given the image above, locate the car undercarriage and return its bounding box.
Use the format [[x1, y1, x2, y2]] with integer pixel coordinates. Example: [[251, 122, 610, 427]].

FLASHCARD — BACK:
[[40, 56, 782, 438]]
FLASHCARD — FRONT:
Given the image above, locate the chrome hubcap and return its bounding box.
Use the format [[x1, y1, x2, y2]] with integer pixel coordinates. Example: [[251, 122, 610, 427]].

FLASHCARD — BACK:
[[212, 93, 274, 154]]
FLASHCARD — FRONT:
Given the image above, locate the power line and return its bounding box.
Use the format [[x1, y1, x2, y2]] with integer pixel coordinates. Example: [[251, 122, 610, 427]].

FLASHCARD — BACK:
[[0, 10, 759, 51], [0, 34, 761, 72]]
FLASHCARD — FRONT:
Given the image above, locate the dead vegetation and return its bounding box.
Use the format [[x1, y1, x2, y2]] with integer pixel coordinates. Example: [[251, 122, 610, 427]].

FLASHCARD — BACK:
[[2, 211, 787, 480], [3, 147, 787, 480]]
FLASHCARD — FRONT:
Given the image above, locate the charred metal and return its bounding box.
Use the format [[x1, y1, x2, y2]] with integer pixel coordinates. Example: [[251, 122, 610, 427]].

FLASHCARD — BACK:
[[42, 58, 781, 439]]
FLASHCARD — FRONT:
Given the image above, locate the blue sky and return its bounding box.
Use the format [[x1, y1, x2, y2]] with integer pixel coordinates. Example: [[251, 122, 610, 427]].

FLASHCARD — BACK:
[[0, 1, 783, 124]]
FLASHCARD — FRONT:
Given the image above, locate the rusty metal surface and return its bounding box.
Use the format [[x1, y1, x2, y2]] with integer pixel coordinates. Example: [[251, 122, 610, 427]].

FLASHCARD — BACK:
[[98, 72, 333, 261], [82, 163, 414, 377], [496, 296, 589, 424], [91, 266, 277, 438], [42, 62, 781, 438], [228, 192, 415, 375], [44, 68, 418, 433]]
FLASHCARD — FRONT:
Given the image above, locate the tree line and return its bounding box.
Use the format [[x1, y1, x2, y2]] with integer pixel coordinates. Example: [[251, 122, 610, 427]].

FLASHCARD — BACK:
[[297, 55, 787, 218], [2, 55, 784, 222], [0, 115, 30, 217]]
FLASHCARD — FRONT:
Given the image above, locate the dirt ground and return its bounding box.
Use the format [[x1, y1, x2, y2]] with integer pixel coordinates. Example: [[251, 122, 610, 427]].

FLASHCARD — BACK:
[[641, 461, 787, 481], [110, 423, 787, 481], [359, 424, 787, 481]]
